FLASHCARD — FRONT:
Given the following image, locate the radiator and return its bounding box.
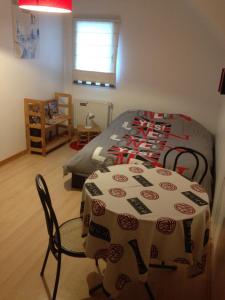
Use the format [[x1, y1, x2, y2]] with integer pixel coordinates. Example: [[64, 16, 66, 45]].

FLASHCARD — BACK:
[[75, 100, 113, 130]]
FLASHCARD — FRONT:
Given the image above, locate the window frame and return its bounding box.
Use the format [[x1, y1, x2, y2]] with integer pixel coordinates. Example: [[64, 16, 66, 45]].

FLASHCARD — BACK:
[[72, 17, 120, 88]]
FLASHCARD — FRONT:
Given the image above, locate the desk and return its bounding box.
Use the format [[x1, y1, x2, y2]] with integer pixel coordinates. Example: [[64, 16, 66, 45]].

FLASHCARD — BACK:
[[81, 165, 210, 298]]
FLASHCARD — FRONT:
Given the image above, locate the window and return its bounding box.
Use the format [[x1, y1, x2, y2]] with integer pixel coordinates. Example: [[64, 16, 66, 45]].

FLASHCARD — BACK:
[[73, 18, 120, 88]]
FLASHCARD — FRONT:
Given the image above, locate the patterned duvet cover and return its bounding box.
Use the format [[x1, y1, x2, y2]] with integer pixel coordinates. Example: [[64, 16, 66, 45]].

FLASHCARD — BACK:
[[63, 110, 214, 201]]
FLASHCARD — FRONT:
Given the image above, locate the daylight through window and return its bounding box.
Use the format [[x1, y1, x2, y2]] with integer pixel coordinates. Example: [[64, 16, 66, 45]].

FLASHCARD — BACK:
[[73, 18, 120, 87]]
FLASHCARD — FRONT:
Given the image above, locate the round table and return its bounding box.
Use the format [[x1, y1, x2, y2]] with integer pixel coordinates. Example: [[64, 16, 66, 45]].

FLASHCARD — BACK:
[[81, 164, 210, 297]]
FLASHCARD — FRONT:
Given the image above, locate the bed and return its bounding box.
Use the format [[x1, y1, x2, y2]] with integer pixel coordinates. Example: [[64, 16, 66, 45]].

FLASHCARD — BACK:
[[63, 110, 214, 202]]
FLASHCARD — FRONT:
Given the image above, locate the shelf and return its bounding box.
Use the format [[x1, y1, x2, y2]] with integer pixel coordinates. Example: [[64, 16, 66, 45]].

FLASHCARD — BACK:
[[30, 136, 42, 142], [77, 124, 101, 134], [24, 93, 72, 156], [58, 103, 69, 108], [45, 115, 70, 126], [28, 111, 41, 117], [28, 121, 69, 130], [46, 135, 70, 152], [29, 124, 42, 129], [30, 147, 42, 153]]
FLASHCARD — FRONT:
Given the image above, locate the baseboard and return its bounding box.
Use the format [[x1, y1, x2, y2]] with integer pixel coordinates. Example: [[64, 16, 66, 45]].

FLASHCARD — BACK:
[[0, 150, 28, 167]]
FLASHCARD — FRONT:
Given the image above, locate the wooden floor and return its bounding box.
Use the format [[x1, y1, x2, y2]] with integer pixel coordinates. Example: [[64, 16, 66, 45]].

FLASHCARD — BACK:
[[0, 144, 211, 300]]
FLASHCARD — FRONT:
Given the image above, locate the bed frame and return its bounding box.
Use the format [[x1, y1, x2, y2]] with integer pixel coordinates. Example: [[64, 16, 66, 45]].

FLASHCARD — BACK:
[[72, 173, 87, 189]]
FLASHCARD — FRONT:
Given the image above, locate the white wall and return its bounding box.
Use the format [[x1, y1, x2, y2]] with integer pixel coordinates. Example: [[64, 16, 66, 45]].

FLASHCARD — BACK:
[[0, 0, 64, 161], [63, 0, 224, 133], [211, 99, 225, 299], [214, 100, 225, 229], [188, 0, 225, 47]]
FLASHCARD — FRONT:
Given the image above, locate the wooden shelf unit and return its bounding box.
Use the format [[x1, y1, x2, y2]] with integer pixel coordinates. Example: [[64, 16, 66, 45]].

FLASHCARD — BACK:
[[24, 93, 72, 156]]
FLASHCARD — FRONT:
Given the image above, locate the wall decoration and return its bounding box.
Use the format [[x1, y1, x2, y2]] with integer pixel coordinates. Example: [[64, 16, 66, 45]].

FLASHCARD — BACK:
[[12, 2, 39, 58], [218, 68, 225, 95]]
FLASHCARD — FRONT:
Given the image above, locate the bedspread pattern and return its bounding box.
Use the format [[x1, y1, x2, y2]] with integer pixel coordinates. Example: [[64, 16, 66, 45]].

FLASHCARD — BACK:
[[64, 110, 214, 200]]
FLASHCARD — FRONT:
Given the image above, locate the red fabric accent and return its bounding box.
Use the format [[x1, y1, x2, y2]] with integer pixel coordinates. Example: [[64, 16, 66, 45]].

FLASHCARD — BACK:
[[69, 141, 84, 151]]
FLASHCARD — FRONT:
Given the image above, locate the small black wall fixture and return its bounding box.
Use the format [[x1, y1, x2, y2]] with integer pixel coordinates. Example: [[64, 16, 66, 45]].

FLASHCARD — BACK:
[[218, 68, 225, 94]]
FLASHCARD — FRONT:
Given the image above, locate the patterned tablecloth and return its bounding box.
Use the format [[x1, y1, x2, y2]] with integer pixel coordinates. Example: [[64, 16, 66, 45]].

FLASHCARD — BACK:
[[81, 165, 210, 297]]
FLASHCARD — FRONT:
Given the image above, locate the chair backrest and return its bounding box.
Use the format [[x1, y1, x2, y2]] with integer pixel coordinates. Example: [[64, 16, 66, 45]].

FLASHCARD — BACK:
[[163, 146, 208, 184], [35, 174, 61, 255]]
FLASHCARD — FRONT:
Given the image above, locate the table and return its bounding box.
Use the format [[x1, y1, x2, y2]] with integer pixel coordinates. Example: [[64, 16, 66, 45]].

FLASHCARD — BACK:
[[77, 123, 101, 148], [81, 164, 210, 298]]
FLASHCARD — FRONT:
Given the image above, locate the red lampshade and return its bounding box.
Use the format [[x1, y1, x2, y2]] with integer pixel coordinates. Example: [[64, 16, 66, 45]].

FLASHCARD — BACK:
[[18, 0, 72, 13]]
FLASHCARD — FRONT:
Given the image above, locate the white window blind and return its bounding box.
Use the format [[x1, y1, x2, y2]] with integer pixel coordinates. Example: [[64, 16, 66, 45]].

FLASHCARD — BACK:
[[73, 18, 120, 87]]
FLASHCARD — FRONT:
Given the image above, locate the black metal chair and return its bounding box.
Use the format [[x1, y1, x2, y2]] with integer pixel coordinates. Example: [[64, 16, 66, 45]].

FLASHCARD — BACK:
[[163, 146, 208, 184], [149, 147, 208, 272], [35, 174, 98, 300]]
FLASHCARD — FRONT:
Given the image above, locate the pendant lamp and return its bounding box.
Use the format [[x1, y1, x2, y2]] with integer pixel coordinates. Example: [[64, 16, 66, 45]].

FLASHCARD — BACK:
[[18, 0, 72, 13]]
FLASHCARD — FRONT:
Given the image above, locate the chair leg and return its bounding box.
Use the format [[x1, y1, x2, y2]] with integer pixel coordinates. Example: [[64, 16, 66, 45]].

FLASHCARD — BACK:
[[52, 254, 61, 300], [95, 258, 99, 268], [144, 282, 155, 300], [149, 260, 177, 271], [40, 246, 50, 276], [89, 283, 103, 296], [95, 258, 103, 276]]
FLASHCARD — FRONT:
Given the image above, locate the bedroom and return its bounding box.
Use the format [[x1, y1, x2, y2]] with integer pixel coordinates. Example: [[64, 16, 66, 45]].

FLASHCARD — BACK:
[[0, 0, 225, 299]]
